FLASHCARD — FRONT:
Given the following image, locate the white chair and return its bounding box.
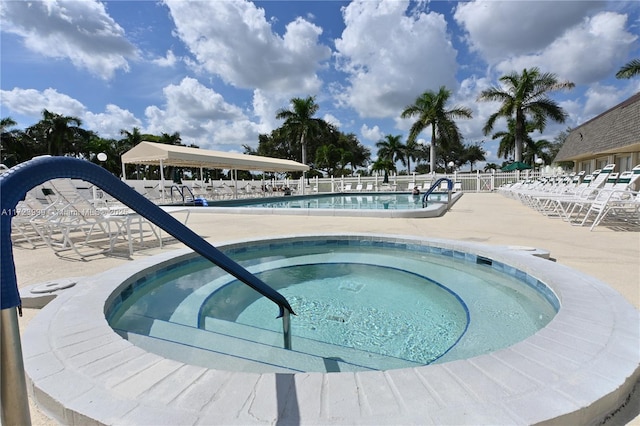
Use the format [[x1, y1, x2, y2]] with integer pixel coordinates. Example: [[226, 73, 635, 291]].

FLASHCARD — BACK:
[[588, 191, 640, 230], [40, 179, 162, 258]]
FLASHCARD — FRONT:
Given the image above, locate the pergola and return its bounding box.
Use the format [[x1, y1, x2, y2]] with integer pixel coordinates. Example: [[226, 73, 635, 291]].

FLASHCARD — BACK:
[[121, 141, 309, 175], [121, 141, 310, 198]]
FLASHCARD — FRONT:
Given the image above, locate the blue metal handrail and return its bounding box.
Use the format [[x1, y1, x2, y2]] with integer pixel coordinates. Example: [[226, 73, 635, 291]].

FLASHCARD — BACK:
[[422, 177, 453, 207], [1, 158, 295, 424], [170, 184, 196, 205]]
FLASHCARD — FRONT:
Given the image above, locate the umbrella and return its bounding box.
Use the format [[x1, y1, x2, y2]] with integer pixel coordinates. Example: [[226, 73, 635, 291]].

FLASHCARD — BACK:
[[501, 161, 532, 171]]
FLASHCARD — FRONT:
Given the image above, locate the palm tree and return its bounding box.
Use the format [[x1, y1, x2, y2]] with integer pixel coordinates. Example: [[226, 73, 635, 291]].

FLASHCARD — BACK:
[[401, 139, 421, 175], [483, 162, 500, 172], [119, 127, 143, 151], [375, 134, 405, 170], [120, 127, 144, 177], [523, 138, 553, 166], [371, 157, 395, 184], [315, 144, 339, 176], [491, 118, 539, 161], [276, 96, 326, 169], [36, 109, 84, 156], [1, 117, 17, 132], [401, 86, 472, 173], [478, 67, 574, 163], [463, 144, 486, 172], [616, 59, 640, 79], [159, 131, 183, 146], [1, 117, 23, 166]]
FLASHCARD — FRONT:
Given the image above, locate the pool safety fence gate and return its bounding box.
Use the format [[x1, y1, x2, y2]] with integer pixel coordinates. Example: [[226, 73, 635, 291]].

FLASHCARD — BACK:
[[0, 156, 294, 425]]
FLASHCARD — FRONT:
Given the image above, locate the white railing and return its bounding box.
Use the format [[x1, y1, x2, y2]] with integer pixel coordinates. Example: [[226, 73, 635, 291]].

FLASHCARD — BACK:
[[124, 170, 555, 200], [295, 170, 550, 195]]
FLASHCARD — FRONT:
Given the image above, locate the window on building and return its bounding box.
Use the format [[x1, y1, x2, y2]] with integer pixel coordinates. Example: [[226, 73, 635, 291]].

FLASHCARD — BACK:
[[579, 161, 592, 174], [615, 155, 632, 172], [596, 158, 609, 170]]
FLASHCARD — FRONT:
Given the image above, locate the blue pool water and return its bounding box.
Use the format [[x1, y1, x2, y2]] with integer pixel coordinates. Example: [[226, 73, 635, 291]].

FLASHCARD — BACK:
[[107, 238, 558, 372], [209, 192, 449, 210]]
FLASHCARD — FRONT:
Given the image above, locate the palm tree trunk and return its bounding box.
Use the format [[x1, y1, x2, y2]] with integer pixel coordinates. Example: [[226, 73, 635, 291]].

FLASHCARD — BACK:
[[430, 127, 437, 173], [514, 112, 524, 162]]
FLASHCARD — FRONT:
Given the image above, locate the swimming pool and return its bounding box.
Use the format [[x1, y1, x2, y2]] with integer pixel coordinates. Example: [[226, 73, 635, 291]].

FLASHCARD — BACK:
[[175, 191, 464, 218], [107, 236, 557, 373]]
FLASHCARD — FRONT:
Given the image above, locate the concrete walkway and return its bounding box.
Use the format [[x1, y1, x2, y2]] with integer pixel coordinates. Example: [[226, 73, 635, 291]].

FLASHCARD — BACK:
[[12, 192, 639, 424]]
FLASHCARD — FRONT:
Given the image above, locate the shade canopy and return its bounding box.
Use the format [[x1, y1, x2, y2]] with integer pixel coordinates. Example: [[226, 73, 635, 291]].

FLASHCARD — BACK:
[[501, 161, 532, 171], [121, 141, 309, 173]]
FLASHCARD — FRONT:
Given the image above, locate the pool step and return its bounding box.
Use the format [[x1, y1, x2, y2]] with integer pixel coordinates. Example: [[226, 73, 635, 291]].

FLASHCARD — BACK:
[[203, 316, 423, 371], [124, 330, 299, 373], [125, 318, 422, 373], [148, 319, 375, 373]]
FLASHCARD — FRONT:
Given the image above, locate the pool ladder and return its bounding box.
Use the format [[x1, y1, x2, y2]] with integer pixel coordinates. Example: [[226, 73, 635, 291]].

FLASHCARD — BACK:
[[422, 177, 453, 208], [170, 184, 196, 205]]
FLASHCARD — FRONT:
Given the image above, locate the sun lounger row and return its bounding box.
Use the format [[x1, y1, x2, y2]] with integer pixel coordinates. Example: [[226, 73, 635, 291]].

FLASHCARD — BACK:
[[123, 179, 277, 203], [499, 164, 640, 230], [11, 179, 189, 258], [338, 180, 462, 193]]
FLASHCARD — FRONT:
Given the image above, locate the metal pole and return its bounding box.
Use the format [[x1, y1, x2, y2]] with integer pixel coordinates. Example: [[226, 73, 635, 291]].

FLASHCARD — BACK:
[[1, 308, 32, 426], [282, 309, 292, 350]]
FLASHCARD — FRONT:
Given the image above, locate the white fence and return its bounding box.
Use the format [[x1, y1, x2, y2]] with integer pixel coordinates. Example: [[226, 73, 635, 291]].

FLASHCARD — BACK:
[[124, 170, 551, 201], [297, 170, 547, 194]]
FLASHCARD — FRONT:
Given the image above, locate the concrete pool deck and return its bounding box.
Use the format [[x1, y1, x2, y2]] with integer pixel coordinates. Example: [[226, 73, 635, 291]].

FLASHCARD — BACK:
[[11, 192, 640, 424]]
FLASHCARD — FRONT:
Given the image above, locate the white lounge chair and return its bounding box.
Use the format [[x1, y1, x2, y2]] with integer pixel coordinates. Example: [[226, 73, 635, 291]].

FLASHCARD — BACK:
[[10, 190, 59, 249], [588, 190, 640, 230], [37, 179, 162, 258], [568, 169, 640, 227]]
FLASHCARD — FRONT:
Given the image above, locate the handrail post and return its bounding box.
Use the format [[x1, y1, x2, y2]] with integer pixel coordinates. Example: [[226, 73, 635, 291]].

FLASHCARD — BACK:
[[282, 308, 292, 350], [1, 308, 32, 426]]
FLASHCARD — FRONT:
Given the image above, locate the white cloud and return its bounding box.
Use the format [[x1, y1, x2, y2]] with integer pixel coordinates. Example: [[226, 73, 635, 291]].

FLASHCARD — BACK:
[[151, 50, 179, 68], [335, 0, 458, 118], [0, 87, 85, 118], [84, 105, 142, 139], [495, 12, 637, 85], [360, 124, 384, 141], [144, 77, 259, 150], [453, 1, 603, 63], [0, 87, 141, 139], [163, 0, 331, 94], [582, 84, 627, 120], [252, 89, 289, 134], [323, 114, 342, 128], [0, 0, 137, 79]]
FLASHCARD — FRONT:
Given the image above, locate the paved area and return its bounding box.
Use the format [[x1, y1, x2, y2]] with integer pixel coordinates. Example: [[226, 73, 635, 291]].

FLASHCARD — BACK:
[[11, 192, 640, 424]]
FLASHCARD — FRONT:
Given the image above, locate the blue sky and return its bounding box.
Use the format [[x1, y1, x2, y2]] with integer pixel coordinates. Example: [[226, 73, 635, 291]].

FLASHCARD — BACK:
[[1, 0, 639, 170]]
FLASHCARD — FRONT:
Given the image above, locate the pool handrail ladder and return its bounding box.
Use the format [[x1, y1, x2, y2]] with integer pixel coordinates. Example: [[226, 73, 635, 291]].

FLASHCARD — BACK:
[[170, 184, 195, 205], [0, 156, 294, 424], [422, 177, 453, 208]]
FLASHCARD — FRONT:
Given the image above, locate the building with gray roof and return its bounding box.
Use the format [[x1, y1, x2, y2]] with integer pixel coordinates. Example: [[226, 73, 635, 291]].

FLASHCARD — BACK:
[[554, 92, 640, 174]]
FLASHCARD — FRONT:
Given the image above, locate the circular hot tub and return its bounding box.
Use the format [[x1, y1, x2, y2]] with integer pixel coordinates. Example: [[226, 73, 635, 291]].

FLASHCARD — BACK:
[[22, 234, 640, 425]]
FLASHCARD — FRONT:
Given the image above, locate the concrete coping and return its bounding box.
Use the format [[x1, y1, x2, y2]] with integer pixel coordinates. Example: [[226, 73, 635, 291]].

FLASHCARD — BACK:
[[22, 233, 639, 425]]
